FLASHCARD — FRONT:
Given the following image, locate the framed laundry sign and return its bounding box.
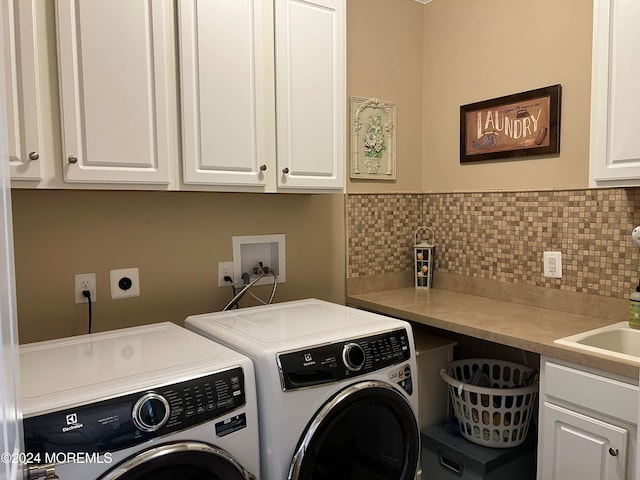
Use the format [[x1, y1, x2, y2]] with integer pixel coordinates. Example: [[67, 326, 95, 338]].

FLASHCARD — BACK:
[[460, 84, 561, 163]]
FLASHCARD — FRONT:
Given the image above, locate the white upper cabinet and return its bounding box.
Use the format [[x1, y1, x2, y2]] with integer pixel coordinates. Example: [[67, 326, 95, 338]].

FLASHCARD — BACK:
[[179, 0, 345, 192], [8, 0, 344, 192], [55, 0, 178, 186], [178, 0, 270, 188], [275, 0, 345, 191], [590, 0, 640, 186], [3, 0, 44, 181]]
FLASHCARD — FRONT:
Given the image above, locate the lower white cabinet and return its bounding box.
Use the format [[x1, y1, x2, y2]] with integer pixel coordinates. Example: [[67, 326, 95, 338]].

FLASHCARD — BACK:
[[537, 357, 638, 480], [541, 403, 627, 480]]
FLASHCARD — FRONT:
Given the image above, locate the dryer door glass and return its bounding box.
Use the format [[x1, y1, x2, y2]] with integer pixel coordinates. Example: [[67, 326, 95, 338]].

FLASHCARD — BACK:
[[289, 381, 419, 480], [98, 441, 254, 480]]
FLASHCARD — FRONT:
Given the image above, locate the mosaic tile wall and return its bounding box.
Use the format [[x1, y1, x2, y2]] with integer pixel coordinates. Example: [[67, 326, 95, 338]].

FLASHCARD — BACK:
[[347, 194, 423, 278], [347, 189, 640, 299]]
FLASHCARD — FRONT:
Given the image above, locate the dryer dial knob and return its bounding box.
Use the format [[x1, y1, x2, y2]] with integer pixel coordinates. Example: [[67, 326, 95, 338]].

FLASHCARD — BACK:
[[343, 342, 366, 371], [133, 393, 170, 433]]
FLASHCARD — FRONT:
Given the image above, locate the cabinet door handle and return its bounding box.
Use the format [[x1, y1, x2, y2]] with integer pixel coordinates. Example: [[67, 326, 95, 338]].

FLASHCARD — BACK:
[[282, 167, 290, 174], [68, 156, 78, 164], [28, 152, 39, 161], [259, 164, 267, 171], [608, 447, 619, 456]]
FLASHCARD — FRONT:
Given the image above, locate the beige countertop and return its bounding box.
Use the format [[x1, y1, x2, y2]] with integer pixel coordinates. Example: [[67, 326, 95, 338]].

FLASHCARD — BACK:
[[347, 287, 640, 379]]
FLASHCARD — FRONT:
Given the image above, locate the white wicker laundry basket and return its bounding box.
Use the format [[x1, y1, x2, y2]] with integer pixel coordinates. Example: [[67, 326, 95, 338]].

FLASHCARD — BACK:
[[440, 358, 538, 448]]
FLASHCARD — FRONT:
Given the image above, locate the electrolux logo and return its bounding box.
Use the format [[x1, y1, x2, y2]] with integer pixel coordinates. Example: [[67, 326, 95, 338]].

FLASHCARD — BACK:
[[62, 413, 84, 433], [303, 353, 315, 367]]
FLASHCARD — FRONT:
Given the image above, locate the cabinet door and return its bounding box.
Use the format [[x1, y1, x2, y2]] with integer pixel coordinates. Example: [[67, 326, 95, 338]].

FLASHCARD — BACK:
[[540, 402, 627, 480], [275, 0, 345, 191], [2, 0, 44, 181], [56, 0, 176, 185], [590, 0, 640, 185], [178, 0, 269, 187]]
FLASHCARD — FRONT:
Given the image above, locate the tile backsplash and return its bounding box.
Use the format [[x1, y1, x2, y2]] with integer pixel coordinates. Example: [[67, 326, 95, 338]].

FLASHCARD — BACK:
[[347, 188, 640, 299]]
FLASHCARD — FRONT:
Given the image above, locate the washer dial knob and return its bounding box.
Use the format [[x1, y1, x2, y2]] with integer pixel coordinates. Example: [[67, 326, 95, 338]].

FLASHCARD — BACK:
[[343, 342, 366, 371], [133, 393, 170, 432]]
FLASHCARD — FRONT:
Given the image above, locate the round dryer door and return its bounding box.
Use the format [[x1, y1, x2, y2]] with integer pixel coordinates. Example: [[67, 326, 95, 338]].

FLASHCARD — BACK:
[[288, 380, 420, 480], [98, 441, 255, 480]]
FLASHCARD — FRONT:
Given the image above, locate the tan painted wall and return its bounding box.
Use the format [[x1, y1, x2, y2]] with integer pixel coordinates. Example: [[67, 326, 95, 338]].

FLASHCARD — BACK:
[[12, 1, 363, 344], [11, 0, 598, 342], [347, 0, 592, 194], [13, 0, 422, 343], [421, 0, 593, 192], [347, 0, 425, 193], [12, 190, 345, 343]]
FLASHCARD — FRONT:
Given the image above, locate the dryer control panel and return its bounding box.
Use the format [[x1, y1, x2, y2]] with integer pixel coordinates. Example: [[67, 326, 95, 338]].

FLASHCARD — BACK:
[[23, 366, 247, 455], [277, 328, 411, 391]]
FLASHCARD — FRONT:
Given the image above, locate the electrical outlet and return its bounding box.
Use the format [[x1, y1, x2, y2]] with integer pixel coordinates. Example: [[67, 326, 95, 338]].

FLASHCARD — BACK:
[[543, 251, 562, 278], [75, 273, 97, 304], [110, 267, 140, 299], [218, 261, 234, 287]]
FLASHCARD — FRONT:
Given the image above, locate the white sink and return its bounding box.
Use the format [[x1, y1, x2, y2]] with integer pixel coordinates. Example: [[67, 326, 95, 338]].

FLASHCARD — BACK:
[[555, 321, 640, 363]]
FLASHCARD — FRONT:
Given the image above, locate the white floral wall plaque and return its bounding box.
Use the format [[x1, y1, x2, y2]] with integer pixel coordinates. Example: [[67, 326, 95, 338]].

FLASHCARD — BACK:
[[350, 97, 397, 180]]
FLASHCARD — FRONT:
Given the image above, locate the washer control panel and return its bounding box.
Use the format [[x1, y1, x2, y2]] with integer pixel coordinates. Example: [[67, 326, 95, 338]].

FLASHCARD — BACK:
[[24, 366, 247, 455], [278, 328, 411, 391]]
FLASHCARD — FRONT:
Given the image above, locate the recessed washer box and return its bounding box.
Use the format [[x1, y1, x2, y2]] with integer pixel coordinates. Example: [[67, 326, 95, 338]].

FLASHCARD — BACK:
[[232, 234, 285, 286]]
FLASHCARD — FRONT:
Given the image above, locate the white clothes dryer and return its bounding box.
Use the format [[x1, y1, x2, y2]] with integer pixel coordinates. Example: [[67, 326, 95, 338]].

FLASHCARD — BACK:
[[186, 299, 420, 480], [20, 322, 260, 480]]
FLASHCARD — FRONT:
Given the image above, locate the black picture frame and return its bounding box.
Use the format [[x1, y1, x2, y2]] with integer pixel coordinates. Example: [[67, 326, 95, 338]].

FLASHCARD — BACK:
[[460, 84, 561, 163]]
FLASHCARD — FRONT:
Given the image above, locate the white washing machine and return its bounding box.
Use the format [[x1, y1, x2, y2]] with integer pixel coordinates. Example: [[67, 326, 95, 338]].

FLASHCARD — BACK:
[[185, 299, 420, 480], [20, 322, 260, 480]]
